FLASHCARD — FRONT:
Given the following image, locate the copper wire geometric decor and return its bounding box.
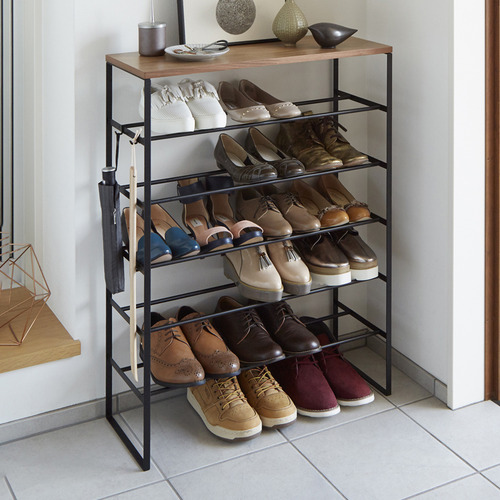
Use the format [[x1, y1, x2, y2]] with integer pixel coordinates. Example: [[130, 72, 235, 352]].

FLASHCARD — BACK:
[[0, 233, 51, 346]]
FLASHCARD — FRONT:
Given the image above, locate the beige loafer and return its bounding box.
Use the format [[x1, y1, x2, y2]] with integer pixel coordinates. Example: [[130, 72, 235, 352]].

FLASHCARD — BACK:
[[223, 246, 283, 302], [239, 80, 301, 119], [218, 81, 271, 123], [267, 241, 312, 295], [317, 174, 371, 223]]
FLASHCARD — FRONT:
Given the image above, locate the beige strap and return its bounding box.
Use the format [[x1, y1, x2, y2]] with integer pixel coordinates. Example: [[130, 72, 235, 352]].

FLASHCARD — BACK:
[[129, 129, 141, 382]]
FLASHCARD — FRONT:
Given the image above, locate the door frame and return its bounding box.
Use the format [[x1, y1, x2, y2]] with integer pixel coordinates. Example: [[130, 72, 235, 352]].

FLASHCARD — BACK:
[[485, 0, 500, 400]]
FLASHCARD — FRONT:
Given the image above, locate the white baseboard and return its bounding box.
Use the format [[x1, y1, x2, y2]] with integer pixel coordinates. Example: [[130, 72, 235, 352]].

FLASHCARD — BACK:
[[0, 341, 447, 445]]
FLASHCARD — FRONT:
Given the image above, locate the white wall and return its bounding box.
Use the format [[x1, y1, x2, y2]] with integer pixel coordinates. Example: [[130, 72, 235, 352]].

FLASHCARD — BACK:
[[360, 0, 485, 408], [0, 0, 485, 424]]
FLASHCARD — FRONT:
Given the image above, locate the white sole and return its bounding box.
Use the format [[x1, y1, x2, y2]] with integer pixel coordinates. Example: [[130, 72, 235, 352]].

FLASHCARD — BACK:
[[260, 410, 297, 429], [310, 271, 352, 287], [187, 389, 262, 441], [194, 113, 227, 130], [351, 266, 379, 281], [138, 108, 195, 134], [337, 392, 375, 406], [297, 405, 341, 418], [223, 257, 283, 302]]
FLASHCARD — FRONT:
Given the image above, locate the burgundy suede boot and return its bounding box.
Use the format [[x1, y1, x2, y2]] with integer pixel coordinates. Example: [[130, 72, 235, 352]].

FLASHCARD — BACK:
[[301, 317, 374, 406], [269, 355, 340, 418]]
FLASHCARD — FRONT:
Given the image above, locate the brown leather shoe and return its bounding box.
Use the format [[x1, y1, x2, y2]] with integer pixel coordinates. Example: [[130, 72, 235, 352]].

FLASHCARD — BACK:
[[143, 313, 205, 387], [292, 180, 349, 228], [212, 296, 285, 365], [276, 120, 342, 172], [294, 234, 351, 286], [331, 230, 378, 281], [311, 116, 369, 167], [177, 306, 240, 377], [317, 174, 371, 222], [257, 301, 321, 355], [236, 188, 292, 238], [261, 185, 321, 233]]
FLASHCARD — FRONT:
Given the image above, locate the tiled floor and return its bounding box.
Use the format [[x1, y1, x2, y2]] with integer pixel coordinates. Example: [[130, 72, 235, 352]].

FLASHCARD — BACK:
[[2, 348, 500, 500]]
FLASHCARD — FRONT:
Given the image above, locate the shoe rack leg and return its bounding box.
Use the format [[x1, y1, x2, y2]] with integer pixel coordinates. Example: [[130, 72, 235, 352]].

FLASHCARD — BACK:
[[105, 62, 113, 418], [385, 53, 393, 395], [142, 78, 152, 472]]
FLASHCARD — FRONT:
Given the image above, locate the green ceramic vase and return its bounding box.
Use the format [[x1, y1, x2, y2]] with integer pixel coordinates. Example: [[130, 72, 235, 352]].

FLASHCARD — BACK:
[[272, 0, 308, 47]]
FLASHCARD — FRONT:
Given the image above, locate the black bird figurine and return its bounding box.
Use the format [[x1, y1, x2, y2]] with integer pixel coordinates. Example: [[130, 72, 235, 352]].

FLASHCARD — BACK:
[[308, 23, 357, 49]]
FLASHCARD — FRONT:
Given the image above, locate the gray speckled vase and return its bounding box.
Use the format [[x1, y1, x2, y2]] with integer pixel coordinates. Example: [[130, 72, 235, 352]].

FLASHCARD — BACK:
[[272, 0, 308, 47], [216, 0, 256, 35]]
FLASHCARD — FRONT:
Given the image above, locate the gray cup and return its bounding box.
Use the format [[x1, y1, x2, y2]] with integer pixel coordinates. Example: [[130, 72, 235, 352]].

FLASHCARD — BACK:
[[138, 22, 167, 56]]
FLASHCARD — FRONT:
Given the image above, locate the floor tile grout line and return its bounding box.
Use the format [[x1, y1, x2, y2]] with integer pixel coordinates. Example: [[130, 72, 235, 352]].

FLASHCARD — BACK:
[[166, 440, 288, 480], [401, 472, 478, 499], [395, 395, 435, 409], [3, 476, 17, 500], [479, 472, 500, 491], [285, 406, 397, 443], [113, 414, 184, 499], [395, 406, 480, 473], [112, 413, 175, 487], [287, 440, 348, 500], [0, 415, 105, 448], [480, 463, 500, 474], [97, 480, 168, 500]]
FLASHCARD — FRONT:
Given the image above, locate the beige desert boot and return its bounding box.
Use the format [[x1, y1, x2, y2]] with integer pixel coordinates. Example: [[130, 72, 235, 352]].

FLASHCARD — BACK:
[[238, 366, 297, 428], [187, 376, 262, 441]]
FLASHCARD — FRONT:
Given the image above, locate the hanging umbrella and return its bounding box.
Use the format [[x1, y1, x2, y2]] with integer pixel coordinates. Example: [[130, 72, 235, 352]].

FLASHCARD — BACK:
[[98, 166, 124, 294]]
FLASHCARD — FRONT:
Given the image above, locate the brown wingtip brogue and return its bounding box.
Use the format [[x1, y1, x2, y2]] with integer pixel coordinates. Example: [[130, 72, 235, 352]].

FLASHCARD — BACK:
[[143, 312, 205, 387], [177, 306, 240, 377]]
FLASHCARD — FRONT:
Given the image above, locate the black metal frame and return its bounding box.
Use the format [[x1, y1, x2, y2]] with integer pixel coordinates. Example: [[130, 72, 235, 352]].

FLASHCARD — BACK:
[[104, 52, 393, 471]]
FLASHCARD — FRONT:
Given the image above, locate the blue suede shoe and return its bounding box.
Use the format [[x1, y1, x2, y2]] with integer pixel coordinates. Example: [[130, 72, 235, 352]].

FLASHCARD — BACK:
[[150, 204, 201, 259], [123, 208, 172, 268]]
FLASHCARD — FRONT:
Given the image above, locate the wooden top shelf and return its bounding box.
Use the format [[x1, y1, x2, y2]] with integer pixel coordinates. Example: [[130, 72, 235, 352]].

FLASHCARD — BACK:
[[106, 36, 392, 80]]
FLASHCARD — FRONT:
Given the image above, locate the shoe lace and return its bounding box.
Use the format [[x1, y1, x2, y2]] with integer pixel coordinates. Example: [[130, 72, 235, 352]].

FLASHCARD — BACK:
[[156, 319, 189, 348], [317, 115, 348, 133], [294, 355, 320, 376], [240, 309, 266, 343], [275, 301, 304, 331], [283, 192, 305, 209], [256, 195, 280, 218], [192, 313, 221, 340], [246, 366, 280, 398], [214, 376, 247, 409]]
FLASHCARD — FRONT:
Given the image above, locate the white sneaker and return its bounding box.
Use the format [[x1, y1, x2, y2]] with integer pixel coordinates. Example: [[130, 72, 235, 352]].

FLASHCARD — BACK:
[[178, 79, 227, 130], [138, 82, 195, 134]]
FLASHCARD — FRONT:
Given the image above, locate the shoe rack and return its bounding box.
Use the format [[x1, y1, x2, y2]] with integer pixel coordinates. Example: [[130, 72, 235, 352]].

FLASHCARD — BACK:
[[104, 36, 392, 471]]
